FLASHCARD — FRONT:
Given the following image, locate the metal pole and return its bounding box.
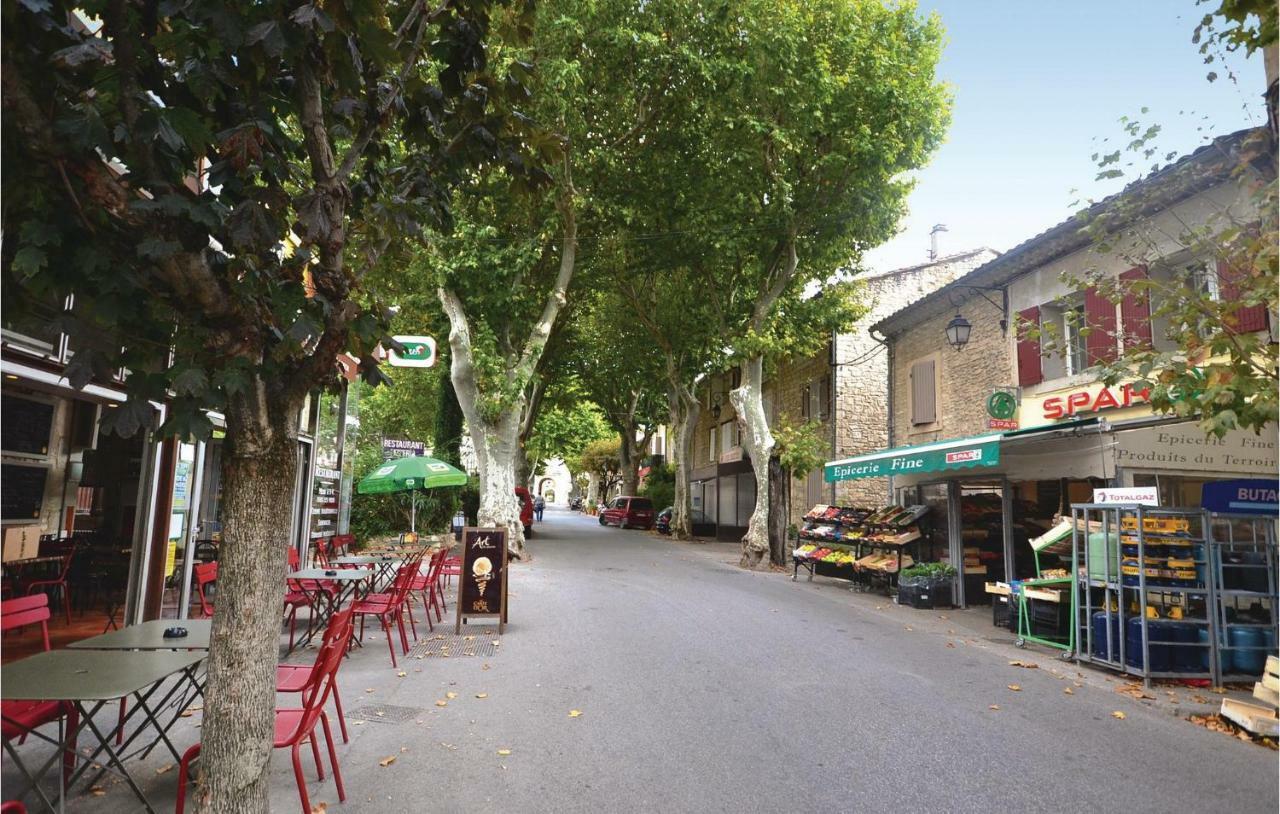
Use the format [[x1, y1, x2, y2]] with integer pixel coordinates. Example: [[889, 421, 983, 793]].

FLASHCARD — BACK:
[[176, 441, 206, 620]]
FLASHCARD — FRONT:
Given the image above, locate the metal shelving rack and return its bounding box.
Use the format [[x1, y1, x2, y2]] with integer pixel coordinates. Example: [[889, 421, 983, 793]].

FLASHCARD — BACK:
[[1208, 513, 1278, 685], [1072, 504, 1215, 686]]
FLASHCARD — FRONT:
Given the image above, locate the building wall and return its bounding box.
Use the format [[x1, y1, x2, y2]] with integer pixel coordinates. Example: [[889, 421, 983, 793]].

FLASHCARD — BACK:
[[890, 304, 1011, 445], [685, 249, 1000, 532]]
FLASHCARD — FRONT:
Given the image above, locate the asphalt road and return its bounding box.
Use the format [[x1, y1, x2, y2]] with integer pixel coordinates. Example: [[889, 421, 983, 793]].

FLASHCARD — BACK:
[[7, 507, 1276, 813]]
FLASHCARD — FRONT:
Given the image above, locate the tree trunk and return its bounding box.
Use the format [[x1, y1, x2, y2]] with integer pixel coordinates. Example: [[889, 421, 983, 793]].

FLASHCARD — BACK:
[[729, 356, 774, 568], [195, 387, 302, 813], [474, 415, 525, 553], [618, 427, 638, 496], [768, 456, 788, 566], [667, 378, 699, 539]]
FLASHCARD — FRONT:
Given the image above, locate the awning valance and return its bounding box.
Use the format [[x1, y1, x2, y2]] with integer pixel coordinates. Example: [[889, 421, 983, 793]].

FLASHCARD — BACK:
[[824, 434, 1003, 482]]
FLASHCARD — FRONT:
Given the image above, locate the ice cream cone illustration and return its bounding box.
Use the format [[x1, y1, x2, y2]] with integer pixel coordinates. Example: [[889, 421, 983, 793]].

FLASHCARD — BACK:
[[473, 557, 493, 598]]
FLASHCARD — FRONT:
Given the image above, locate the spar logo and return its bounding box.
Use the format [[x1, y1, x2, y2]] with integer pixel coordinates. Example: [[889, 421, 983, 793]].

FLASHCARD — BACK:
[[945, 449, 983, 464]]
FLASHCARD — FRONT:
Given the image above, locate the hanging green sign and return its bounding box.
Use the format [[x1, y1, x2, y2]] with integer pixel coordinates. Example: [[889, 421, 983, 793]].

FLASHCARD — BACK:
[[824, 435, 1002, 482]]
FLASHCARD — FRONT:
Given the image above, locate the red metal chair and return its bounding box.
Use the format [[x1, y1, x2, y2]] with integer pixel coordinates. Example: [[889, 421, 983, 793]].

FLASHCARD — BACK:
[[277, 607, 354, 743], [330, 534, 355, 557], [283, 549, 336, 651], [410, 549, 448, 629], [351, 561, 419, 668], [176, 630, 348, 814], [192, 562, 217, 618], [1, 595, 78, 782], [1, 801, 28, 813], [24, 543, 75, 626]]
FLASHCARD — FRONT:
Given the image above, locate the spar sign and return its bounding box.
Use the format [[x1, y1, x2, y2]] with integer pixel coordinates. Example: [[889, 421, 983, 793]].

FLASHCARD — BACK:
[[388, 335, 437, 368]]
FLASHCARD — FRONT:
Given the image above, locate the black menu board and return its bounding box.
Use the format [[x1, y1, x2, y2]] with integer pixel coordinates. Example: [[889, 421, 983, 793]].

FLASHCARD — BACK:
[[2, 396, 54, 456], [1, 464, 48, 520], [455, 527, 508, 633]]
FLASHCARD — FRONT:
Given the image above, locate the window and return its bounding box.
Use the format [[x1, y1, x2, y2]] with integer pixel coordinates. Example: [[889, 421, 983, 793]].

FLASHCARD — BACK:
[[720, 421, 738, 455], [708, 427, 717, 463], [800, 385, 811, 420], [817, 376, 831, 422], [1063, 304, 1087, 375], [909, 359, 936, 426], [1190, 261, 1221, 301]]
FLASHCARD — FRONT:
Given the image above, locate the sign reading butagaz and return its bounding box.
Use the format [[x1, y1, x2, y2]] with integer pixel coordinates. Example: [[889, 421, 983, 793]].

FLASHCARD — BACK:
[[456, 527, 508, 634]]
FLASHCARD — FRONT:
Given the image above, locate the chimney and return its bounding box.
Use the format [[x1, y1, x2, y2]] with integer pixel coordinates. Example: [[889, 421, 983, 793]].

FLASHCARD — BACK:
[[928, 224, 948, 261]]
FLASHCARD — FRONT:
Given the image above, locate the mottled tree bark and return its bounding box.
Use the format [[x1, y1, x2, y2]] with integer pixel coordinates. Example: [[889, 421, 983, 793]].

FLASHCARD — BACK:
[[195, 383, 302, 813], [730, 355, 773, 567], [667, 378, 700, 539]]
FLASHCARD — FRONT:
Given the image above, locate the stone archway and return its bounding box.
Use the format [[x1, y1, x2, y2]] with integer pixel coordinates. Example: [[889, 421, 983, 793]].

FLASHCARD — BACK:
[[537, 477, 556, 503]]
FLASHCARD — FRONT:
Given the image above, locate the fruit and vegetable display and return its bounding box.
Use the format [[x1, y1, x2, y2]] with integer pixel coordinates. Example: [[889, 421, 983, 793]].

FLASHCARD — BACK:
[[792, 503, 930, 576]]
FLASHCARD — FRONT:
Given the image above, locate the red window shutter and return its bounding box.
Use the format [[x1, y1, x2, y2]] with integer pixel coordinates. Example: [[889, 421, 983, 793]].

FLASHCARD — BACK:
[[1084, 286, 1118, 365], [1118, 266, 1153, 350], [1217, 259, 1268, 333], [1016, 306, 1042, 386]]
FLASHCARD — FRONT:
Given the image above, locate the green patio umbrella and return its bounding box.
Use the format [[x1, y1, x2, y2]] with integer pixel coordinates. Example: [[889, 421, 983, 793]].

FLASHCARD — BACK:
[[357, 455, 468, 533]]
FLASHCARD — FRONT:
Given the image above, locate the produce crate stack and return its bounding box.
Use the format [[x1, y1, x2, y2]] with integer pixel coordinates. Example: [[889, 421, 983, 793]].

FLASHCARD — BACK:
[[792, 503, 929, 595]]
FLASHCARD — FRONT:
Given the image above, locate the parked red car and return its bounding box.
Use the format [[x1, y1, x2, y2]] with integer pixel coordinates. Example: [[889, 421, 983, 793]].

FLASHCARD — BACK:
[[515, 487, 534, 537], [598, 496, 655, 530]]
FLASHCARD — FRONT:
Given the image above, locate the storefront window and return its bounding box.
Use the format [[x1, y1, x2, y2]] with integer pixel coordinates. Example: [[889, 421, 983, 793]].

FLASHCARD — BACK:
[[735, 473, 755, 528], [717, 475, 736, 528], [960, 482, 1004, 600], [918, 483, 950, 564], [1132, 473, 1212, 509]]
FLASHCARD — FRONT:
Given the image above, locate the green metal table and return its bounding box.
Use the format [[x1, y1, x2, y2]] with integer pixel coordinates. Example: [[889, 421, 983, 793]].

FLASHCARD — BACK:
[[286, 568, 370, 652], [66, 619, 212, 651], [1, 648, 206, 813]]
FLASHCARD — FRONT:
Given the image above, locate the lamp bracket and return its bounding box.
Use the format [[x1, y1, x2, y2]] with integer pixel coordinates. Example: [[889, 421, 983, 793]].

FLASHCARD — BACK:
[[948, 285, 1009, 334]]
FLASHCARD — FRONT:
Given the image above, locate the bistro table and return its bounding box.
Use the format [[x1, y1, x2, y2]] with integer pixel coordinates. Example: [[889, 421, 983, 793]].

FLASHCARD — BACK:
[[67, 619, 212, 651], [332, 554, 403, 591], [286, 568, 369, 653], [1, 648, 206, 813]]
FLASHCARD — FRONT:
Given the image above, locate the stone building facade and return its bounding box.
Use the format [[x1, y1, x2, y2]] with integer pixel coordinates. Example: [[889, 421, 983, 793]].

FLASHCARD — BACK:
[[686, 248, 998, 537]]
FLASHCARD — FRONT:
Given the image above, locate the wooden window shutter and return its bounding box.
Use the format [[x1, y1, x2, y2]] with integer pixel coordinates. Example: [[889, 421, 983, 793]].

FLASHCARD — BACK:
[[1217, 259, 1268, 333], [1118, 266, 1153, 350], [800, 385, 811, 419], [1084, 286, 1118, 366], [910, 359, 936, 425], [1016, 306, 1043, 386]]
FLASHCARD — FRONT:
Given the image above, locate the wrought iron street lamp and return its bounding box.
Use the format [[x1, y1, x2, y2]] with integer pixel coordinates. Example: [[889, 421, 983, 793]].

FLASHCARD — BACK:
[[945, 312, 972, 350]]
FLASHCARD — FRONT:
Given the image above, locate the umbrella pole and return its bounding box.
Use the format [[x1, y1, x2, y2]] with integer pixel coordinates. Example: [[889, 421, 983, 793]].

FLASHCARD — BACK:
[[411, 492, 417, 534]]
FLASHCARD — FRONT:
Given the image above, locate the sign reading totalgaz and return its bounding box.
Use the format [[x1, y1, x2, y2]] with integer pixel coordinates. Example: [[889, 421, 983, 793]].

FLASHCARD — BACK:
[[388, 335, 437, 368]]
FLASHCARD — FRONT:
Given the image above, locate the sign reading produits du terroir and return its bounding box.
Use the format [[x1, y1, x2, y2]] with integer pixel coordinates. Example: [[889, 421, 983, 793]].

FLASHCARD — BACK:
[[381, 438, 427, 461], [456, 527, 508, 634], [1093, 487, 1159, 506], [1114, 424, 1278, 475], [388, 335, 437, 368]]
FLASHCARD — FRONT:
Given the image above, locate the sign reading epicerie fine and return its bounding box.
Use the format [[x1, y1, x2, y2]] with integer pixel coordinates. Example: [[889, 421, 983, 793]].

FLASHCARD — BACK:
[[1114, 424, 1278, 475]]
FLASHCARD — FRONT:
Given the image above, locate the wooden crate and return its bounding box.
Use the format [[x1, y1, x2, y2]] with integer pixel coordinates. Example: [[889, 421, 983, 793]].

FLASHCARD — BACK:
[[1220, 698, 1280, 737]]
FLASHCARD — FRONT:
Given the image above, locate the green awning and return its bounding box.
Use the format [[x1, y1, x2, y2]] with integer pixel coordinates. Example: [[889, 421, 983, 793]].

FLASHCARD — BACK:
[[824, 434, 1003, 482]]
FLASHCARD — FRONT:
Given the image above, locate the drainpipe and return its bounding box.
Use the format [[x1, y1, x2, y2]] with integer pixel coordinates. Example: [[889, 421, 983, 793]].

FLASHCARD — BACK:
[[869, 327, 894, 504], [829, 331, 838, 504]]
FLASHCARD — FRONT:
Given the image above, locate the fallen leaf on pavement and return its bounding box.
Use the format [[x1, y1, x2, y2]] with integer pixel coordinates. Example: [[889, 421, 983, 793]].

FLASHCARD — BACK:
[[400, 747, 408, 753], [464, 636, 476, 641], [435, 700, 448, 707], [989, 705, 1000, 710], [379, 756, 396, 767], [904, 626, 913, 631], [945, 642, 955, 648], [1191, 694, 1209, 704], [1063, 687, 1074, 695], [497, 749, 512, 756], [1210, 687, 1228, 694], [475, 693, 488, 699], [397, 671, 407, 678], [365, 688, 375, 694], [310, 804, 327, 813], [1116, 683, 1155, 701], [90, 787, 107, 797], [482, 663, 491, 671], [156, 764, 174, 775], [568, 710, 582, 718], [1112, 711, 1126, 720], [1008, 660, 1038, 669], [375, 711, 385, 717], [1007, 685, 1021, 692], [446, 692, 458, 699]]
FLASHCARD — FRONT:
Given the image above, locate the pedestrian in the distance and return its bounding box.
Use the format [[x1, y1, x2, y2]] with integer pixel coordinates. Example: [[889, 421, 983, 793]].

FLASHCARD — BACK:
[[534, 495, 545, 521]]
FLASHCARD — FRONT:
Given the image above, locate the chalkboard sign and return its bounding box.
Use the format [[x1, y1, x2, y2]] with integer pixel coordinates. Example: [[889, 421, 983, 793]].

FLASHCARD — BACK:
[[1, 463, 48, 520], [1, 396, 54, 456], [455, 527, 508, 633]]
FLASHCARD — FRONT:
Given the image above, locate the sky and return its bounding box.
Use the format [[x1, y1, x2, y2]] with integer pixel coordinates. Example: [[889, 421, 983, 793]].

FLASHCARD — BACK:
[[863, 0, 1268, 273]]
